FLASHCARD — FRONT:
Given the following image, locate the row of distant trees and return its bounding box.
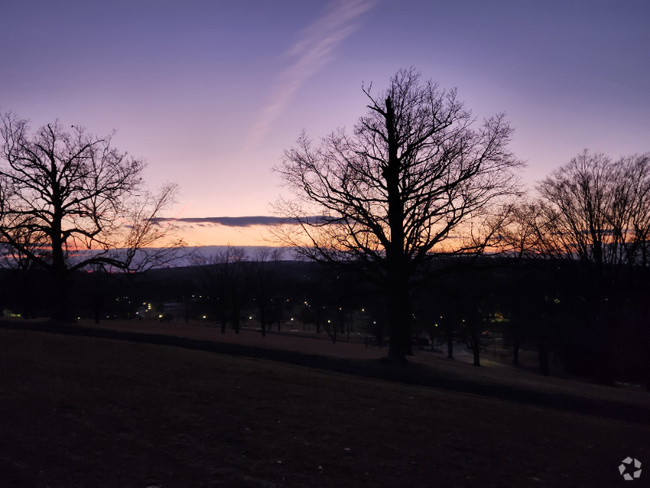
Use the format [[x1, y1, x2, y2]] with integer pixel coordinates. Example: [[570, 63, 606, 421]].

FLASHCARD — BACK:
[[0, 238, 646, 386]]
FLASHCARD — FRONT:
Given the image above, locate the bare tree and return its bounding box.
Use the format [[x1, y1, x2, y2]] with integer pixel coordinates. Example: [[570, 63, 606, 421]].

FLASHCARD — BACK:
[[250, 247, 284, 337], [531, 150, 650, 384], [538, 152, 622, 279], [523, 151, 650, 284], [0, 113, 182, 320], [193, 246, 249, 334], [275, 68, 523, 361]]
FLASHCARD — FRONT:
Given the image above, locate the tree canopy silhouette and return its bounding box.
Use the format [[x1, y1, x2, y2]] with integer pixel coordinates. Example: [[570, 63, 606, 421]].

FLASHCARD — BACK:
[[0, 113, 181, 320], [275, 68, 523, 361]]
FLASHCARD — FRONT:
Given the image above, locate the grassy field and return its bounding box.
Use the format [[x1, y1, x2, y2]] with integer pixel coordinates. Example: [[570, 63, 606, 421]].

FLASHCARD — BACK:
[[0, 323, 648, 487]]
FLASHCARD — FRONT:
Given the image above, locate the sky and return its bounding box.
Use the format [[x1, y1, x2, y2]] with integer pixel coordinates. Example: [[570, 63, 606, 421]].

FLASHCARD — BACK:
[[2, 0, 649, 247]]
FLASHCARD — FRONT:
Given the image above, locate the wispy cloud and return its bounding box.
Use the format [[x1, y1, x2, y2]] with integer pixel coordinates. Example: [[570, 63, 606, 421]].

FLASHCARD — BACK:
[[245, 0, 377, 150]]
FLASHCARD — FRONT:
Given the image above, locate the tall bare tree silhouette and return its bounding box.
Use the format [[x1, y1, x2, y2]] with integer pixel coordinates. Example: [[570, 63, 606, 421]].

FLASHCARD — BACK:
[[275, 68, 523, 361], [0, 113, 182, 320]]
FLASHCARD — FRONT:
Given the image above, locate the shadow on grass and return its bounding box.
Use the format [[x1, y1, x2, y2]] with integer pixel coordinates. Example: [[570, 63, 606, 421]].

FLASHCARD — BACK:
[[2, 319, 647, 426]]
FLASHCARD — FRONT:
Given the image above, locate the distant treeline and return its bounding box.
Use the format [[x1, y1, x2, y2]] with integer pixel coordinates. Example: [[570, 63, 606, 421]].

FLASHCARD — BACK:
[[0, 255, 647, 387]]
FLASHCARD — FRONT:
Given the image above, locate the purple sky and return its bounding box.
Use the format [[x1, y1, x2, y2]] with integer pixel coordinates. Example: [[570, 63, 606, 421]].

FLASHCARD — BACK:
[[2, 0, 649, 246]]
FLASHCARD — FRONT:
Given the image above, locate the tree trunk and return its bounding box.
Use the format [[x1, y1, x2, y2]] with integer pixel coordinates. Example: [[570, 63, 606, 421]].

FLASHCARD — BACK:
[[512, 326, 521, 365], [538, 343, 550, 376], [513, 343, 520, 365], [51, 270, 71, 322], [219, 293, 227, 333], [19, 269, 34, 320], [383, 95, 413, 363], [472, 340, 481, 367], [645, 325, 650, 392], [260, 309, 266, 337], [386, 285, 413, 362]]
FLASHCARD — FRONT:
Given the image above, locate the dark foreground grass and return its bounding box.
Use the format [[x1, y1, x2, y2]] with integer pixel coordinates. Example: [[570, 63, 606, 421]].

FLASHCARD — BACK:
[[0, 328, 647, 488]]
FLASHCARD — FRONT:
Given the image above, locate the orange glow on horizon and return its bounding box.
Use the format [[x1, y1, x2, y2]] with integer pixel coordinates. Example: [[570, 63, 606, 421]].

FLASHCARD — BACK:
[[177, 223, 281, 248]]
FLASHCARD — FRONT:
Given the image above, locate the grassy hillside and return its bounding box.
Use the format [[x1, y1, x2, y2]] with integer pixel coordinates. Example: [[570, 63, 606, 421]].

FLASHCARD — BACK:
[[0, 327, 647, 487]]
